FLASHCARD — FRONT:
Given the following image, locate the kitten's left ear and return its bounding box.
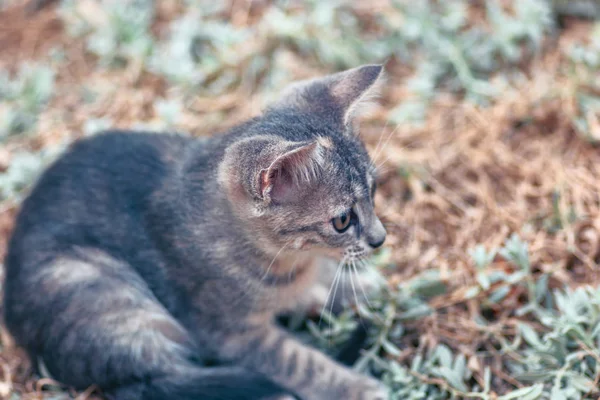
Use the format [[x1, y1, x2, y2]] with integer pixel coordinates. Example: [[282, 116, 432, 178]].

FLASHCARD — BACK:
[[260, 140, 322, 204], [218, 136, 323, 210], [269, 64, 385, 127]]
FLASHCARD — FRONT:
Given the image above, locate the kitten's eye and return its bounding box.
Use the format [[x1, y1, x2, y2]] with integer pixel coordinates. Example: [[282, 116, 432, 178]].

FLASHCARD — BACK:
[[332, 210, 352, 233]]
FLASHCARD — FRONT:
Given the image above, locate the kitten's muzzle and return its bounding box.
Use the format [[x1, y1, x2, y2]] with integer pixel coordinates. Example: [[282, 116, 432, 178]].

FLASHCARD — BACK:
[[366, 217, 386, 249]]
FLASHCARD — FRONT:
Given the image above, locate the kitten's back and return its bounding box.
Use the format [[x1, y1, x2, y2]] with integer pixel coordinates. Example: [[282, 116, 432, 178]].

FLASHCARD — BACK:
[[4, 131, 289, 400]]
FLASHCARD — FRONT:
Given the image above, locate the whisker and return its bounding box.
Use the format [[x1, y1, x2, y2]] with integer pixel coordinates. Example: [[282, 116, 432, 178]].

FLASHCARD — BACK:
[[370, 119, 390, 163], [351, 261, 374, 310], [260, 242, 289, 282], [341, 263, 347, 308], [318, 257, 344, 329], [376, 153, 394, 171], [349, 259, 369, 330], [354, 260, 385, 324], [375, 165, 393, 176], [358, 257, 375, 270], [333, 265, 349, 347], [325, 260, 347, 347], [358, 257, 378, 274], [372, 136, 422, 173], [328, 260, 345, 329], [371, 123, 400, 166], [348, 260, 360, 309]]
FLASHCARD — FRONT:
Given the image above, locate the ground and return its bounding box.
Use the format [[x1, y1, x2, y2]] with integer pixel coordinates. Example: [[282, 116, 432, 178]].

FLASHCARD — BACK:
[[0, 1, 599, 399]]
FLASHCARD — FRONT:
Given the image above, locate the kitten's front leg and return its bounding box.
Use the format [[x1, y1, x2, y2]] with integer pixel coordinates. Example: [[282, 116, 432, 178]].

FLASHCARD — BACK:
[[223, 324, 388, 400]]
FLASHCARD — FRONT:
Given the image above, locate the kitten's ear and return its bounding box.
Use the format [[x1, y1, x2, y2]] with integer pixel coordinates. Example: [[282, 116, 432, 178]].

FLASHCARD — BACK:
[[260, 141, 322, 204], [269, 64, 385, 127], [218, 137, 323, 209]]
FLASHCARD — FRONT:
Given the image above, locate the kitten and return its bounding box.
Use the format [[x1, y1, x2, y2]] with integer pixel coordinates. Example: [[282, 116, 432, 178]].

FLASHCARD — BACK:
[[3, 64, 388, 400]]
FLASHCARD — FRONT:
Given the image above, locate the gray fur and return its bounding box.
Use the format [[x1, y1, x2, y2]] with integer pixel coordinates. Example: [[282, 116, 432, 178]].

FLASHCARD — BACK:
[[4, 64, 388, 400]]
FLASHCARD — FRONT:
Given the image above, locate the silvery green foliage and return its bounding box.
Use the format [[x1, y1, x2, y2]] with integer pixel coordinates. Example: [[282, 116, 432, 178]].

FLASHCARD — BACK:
[[486, 0, 554, 62], [0, 152, 43, 201], [309, 234, 600, 398], [148, 12, 206, 85], [0, 139, 68, 203], [0, 64, 55, 138], [57, 0, 89, 37], [263, 0, 389, 69], [149, 6, 249, 89], [55, 0, 557, 123], [573, 92, 600, 144], [59, 0, 155, 67], [569, 23, 600, 68], [154, 97, 183, 127], [83, 117, 114, 136], [568, 23, 600, 143], [388, 0, 553, 124], [247, 0, 554, 124], [0, 149, 55, 202], [508, 287, 600, 399]]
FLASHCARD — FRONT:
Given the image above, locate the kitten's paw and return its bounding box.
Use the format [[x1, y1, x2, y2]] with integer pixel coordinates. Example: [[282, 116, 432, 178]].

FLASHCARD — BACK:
[[359, 385, 389, 400], [341, 375, 389, 400], [262, 395, 296, 400]]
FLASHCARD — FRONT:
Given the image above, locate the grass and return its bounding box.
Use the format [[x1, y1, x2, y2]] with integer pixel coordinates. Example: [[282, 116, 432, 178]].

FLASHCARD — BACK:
[[1, 0, 600, 398]]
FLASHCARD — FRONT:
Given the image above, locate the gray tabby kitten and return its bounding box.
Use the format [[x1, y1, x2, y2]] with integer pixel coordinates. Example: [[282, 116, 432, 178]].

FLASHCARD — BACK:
[[4, 64, 388, 400]]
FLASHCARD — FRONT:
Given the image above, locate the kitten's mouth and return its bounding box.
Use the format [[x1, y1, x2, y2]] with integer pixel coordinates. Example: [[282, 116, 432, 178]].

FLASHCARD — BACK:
[[304, 245, 370, 266], [339, 251, 370, 272], [344, 245, 368, 260]]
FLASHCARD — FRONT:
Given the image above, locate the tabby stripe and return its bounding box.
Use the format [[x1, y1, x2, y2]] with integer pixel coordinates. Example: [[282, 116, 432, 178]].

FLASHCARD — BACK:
[[297, 351, 316, 388], [278, 222, 323, 236]]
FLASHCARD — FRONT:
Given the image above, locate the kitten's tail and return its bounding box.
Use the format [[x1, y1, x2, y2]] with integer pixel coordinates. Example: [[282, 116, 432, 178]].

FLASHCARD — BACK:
[[106, 366, 291, 400]]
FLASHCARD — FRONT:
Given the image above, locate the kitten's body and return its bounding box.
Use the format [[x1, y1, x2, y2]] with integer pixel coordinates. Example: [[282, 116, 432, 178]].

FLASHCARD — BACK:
[[4, 65, 388, 400]]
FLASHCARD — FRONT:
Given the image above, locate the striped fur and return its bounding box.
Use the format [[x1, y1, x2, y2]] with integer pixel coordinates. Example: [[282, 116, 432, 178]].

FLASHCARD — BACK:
[[4, 65, 388, 399]]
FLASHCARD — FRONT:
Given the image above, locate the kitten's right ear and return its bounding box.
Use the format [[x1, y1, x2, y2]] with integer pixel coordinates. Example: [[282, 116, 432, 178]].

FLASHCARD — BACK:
[[268, 64, 385, 128]]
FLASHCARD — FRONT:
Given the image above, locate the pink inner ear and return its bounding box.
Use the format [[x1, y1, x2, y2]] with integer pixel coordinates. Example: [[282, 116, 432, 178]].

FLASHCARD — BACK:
[[260, 160, 296, 204], [269, 164, 296, 203], [259, 141, 320, 204], [260, 169, 270, 195]]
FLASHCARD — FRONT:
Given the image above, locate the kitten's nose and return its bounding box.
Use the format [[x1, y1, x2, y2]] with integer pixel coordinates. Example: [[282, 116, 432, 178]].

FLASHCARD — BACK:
[[368, 236, 386, 249], [367, 217, 386, 249]]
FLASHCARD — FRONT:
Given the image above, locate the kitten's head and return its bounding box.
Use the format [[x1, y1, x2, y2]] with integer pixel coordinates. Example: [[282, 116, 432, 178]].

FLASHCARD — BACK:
[[219, 64, 386, 264]]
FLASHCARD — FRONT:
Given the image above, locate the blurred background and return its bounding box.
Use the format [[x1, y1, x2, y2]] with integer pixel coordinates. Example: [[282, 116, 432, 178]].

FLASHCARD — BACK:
[[0, 0, 600, 398]]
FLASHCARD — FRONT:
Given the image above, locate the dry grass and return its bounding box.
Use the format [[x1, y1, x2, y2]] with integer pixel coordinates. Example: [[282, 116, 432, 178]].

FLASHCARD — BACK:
[[0, 0, 599, 398]]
